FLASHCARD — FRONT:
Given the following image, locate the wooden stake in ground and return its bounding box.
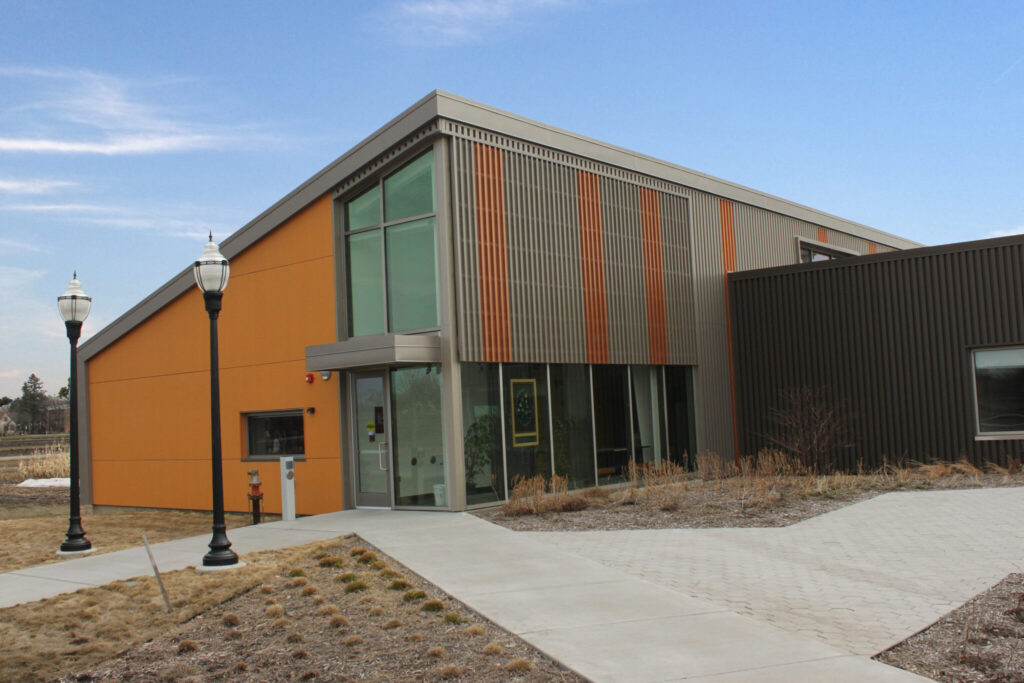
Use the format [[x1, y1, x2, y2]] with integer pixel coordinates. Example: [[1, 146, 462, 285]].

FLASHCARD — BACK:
[[142, 534, 172, 612]]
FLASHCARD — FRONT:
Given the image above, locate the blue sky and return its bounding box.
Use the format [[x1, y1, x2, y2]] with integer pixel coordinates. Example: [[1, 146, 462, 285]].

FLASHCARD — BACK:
[[0, 0, 1021, 398]]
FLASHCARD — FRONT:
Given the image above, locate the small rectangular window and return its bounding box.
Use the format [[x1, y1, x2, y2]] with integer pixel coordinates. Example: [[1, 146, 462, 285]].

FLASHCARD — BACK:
[[974, 348, 1024, 434], [798, 241, 851, 263], [246, 411, 305, 459]]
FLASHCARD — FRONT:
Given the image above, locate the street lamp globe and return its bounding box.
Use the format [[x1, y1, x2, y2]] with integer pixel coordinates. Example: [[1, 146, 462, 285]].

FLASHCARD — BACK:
[[58, 272, 92, 323], [194, 233, 230, 294]]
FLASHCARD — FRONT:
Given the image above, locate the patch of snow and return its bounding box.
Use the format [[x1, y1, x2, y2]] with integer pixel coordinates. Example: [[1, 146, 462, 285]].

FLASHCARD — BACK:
[[17, 478, 70, 488]]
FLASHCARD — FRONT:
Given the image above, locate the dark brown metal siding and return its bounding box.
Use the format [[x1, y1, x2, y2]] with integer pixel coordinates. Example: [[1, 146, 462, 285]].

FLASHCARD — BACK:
[[729, 237, 1024, 468]]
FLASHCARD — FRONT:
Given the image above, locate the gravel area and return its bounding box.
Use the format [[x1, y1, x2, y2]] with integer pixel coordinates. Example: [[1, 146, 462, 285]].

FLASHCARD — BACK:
[[876, 573, 1024, 682]]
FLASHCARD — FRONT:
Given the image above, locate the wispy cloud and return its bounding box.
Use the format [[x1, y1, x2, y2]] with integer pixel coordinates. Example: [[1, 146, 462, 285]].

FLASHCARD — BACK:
[[1, 201, 230, 239], [0, 266, 45, 288], [386, 0, 572, 46], [989, 225, 1024, 238], [0, 238, 43, 253], [0, 67, 268, 155], [0, 178, 77, 194]]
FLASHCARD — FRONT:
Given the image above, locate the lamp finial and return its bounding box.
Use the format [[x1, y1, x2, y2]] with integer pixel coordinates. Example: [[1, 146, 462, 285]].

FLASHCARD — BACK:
[[209, 230, 213, 242], [73, 270, 77, 280]]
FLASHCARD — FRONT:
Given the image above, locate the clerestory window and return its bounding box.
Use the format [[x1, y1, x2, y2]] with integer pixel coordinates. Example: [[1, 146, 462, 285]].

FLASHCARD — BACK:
[[345, 149, 438, 337]]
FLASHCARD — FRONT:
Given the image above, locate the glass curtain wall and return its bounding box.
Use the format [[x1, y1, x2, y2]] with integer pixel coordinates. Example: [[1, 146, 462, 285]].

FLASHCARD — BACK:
[[665, 366, 696, 467], [591, 365, 632, 485], [550, 364, 595, 489], [345, 149, 438, 337], [390, 364, 445, 507], [502, 364, 550, 493], [631, 365, 666, 466], [461, 363, 506, 505]]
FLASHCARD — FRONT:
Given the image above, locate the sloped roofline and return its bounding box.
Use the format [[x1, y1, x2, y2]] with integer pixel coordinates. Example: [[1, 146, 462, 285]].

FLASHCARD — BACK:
[[79, 89, 921, 360]]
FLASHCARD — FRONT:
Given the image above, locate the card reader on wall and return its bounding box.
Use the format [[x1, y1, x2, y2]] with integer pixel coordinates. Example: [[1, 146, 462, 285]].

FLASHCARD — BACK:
[[280, 456, 296, 521]]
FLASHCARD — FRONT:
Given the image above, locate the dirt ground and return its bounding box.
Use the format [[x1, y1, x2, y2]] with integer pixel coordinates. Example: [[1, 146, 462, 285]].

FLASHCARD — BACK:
[[0, 481, 252, 572], [2, 535, 584, 683], [474, 469, 1024, 532], [876, 573, 1024, 682]]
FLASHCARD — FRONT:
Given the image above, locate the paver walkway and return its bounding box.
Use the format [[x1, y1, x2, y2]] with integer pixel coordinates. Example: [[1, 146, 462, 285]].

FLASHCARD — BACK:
[[6, 488, 1019, 681], [526, 487, 1024, 656]]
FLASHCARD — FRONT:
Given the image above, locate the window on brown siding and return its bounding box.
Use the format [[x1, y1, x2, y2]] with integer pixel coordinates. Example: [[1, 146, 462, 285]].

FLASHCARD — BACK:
[[246, 411, 305, 459], [974, 347, 1024, 435]]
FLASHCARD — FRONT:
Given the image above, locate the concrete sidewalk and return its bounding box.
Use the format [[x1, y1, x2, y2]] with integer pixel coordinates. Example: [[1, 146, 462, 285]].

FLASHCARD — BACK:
[[0, 499, 957, 682]]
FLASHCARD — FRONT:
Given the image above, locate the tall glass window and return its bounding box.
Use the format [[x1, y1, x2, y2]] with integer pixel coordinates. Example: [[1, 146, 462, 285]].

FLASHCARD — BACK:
[[665, 366, 695, 466], [503, 364, 550, 492], [631, 366, 666, 466], [344, 149, 438, 337], [390, 364, 445, 506], [974, 348, 1024, 433], [550, 364, 595, 489], [592, 365, 632, 485], [461, 363, 505, 505]]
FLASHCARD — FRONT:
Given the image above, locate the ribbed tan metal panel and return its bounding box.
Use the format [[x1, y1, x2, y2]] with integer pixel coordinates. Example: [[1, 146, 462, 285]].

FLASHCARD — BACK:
[[503, 149, 586, 363], [451, 137, 482, 361], [660, 194, 696, 364], [826, 229, 871, 254], [599, 175, 649, 364], [730, 237, 1024, 469]]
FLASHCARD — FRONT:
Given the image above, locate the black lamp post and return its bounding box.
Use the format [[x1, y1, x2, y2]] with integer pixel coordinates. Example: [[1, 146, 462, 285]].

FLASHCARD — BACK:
[[195, 233, 238, 567], [58, 273, 92, 554]]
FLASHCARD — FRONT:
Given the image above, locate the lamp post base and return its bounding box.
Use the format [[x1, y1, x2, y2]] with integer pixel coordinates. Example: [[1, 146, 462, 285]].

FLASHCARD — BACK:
[[59, 532, 92, 554], [202, 546, 239, 567], [196, 559, 246, 573], [57, 547, 96, 557]]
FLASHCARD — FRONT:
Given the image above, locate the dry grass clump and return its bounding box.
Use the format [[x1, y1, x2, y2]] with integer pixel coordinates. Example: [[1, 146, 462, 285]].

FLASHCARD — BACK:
[[421, 599, 444, 612], [343, 635, 363, 646], [404, 590, 427, 602], [301, 585, 319, 596], [368, 606, 385, 616], [345, 581, 369, 594], [439, 664, 462, 678], [289, 576, 309, 587], [502, 473, 590, 517], [291, 647, 308, 658], [380, 569, 403, 579], [287, 568, 307, 577], [443, 612, 466, 624], [318, 604, 338, 616], [388, 579, 413, 591], [329, 615, 350, 628], [318, 556, 345, 568], [427, 646, 447, 658], [349, 547, 367, 557], [265, 604, 285, 618], [464, 625, 485, 636], [17, 447, 69, 479], [286, 632, 304, 643], [336, 572, 358, 583], [176, 639, 199, 654], [482, 641, 502, 655], [356, 551, 379, 565], [271, 618, 292, 629], [221, 613, 240, 627], [506, 657, 534, 672], [382, 618, 402, 629], [259, 584, 274, 594]]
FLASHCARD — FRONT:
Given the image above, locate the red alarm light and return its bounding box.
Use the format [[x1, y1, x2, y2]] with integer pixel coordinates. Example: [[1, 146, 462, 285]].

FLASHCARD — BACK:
[[305, 373, 314, 384]]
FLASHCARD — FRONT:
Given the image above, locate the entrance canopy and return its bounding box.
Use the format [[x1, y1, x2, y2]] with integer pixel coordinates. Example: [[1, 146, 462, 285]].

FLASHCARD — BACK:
[[305, 333, 441, 372]]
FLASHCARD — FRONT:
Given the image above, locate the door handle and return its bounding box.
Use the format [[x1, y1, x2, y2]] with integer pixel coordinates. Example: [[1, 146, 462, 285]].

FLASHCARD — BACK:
[[377, 442, 389, 471]]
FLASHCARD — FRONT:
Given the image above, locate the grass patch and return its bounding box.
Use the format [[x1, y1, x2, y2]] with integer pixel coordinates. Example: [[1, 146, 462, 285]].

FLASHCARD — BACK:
[[403, 590, 427, 602], [421, 599, 443, 612], [344, 581, 368, 594]]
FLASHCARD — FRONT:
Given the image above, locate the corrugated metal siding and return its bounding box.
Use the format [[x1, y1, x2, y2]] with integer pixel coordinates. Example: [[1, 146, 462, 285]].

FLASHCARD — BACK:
[[504, 148, 586, 363], [660, 194, 694, 364], [600, 175, 649, 363], [452, 138, 481, 359], [730, 239, 1024, 468]]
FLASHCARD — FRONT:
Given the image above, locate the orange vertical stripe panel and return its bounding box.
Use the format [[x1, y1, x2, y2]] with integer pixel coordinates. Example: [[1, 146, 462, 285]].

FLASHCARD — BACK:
[[719, 198, 740, 465], [817, 227, 828, 243], [639, 187, 668, 364], [868, 242, 878, 254], [577, 170, 609, 364], [473, 143, 511, 362]]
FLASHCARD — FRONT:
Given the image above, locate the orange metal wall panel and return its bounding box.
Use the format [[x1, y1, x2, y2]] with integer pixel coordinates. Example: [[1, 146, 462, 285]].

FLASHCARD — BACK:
[[577, 170, 610, 364], [868, 242, 878, 254], [473, 143, 511, 362], [87, 195, 342, 515], [817, 226, 828, 243], [639, 187, 669, 364]]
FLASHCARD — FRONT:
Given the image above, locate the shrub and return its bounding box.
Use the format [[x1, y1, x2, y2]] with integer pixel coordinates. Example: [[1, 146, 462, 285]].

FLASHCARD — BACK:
[[403, 590, 427, 602], [421, 600, 443, 612], [765, 387, 851, 473], [356, 552, 379, 565], [318, 556, 345, 568], [380, 569, 403, 579], [443, 612, 466, 624], [350, 547, 367, 557], [388, 579, 413, 591]]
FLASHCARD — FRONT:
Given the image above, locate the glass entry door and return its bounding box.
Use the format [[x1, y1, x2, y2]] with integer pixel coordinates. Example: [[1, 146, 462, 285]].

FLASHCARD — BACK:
[[352, 372, 392, 507]]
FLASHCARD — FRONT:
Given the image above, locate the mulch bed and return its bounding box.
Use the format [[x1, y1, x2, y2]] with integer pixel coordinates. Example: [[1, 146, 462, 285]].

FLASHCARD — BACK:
[[66, 535, 584, 683], [876, 573, 1024, 682]]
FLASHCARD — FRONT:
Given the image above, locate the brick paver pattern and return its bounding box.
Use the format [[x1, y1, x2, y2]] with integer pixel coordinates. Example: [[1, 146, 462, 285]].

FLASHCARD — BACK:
[[525, 488, 1024, 655]]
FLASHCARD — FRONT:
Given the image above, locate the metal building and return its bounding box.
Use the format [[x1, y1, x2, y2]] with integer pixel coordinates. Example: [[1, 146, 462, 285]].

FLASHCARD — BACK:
[[78, 91, 918, 514], [730, 235, 1024, 469]]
